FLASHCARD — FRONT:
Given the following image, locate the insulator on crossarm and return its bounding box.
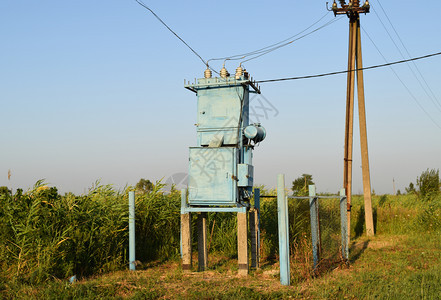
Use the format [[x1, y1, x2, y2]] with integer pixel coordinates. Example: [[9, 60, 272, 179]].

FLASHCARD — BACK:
[[363, 0, 370, 10]]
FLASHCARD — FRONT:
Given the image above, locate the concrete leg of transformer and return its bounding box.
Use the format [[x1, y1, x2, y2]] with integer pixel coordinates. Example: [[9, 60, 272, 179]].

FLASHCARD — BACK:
[[197, 212, 208, 271], [181, 212, 192, 272], [249, 208, 259, 269], [237, 212, 249, 276]]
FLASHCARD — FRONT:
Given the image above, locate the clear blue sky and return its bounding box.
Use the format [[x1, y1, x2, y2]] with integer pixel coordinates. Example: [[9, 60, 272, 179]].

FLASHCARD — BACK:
[[1, 1, 441, 195]]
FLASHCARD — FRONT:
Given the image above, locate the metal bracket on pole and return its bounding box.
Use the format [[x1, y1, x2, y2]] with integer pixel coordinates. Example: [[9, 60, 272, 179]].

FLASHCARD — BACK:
[[277, 174, 290, 286]]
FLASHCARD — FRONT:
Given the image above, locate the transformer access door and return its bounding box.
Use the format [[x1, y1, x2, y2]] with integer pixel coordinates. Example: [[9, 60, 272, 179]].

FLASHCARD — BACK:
[[188, 147, 238, 206]]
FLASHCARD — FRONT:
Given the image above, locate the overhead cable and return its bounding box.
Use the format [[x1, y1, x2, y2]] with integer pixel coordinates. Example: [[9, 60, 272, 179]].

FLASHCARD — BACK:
[[134, 0, 208, 67], [255, 51, 441, 83], [241, 17, 342, 64], [207, 13, 336, 63], [373, 0, 441, 113], [362, 28, 441, 130]]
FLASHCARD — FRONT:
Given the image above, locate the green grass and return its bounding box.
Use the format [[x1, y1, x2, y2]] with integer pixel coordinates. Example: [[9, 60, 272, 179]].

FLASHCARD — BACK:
[[0, 182, 440, 298], [3, 230, 440, 299]]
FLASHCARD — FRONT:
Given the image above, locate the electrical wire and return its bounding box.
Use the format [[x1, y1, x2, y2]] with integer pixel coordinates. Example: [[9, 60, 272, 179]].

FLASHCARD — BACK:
[[241, 17, 342, 64], [134, 1, 341, 75], [255, 51, 441, 84], [372, 0, 441, 113], [134, 0, 208, 67], [207, 13, 333, 63], [362, 29, 441, 130]]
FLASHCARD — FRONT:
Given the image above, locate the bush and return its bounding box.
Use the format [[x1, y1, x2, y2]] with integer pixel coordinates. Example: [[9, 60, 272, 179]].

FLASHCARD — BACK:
[[417, 169, 440, 199]]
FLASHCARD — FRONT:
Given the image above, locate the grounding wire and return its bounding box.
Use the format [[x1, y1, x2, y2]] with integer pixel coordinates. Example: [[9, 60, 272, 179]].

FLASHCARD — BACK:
[[373, 0, 441, 113], [207, 12, 332, 63], [362, 28, 441, 131]]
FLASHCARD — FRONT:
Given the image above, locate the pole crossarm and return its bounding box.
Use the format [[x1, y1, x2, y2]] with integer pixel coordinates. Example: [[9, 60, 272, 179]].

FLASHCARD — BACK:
[[331, 0, 370, 17]]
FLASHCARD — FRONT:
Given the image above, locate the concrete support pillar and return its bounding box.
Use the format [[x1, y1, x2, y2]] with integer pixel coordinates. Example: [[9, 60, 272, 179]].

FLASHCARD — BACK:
[[197, 212, 208, 271], [340, 188, 349, 260], [181, 213, 192, 272], [181, 189, 192, 272], [237, 212, 248, 276]]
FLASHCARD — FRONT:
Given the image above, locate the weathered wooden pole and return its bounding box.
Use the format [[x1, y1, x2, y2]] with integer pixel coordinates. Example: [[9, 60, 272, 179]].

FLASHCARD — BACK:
[[355, 19, 374, 236], [344, 16, 357, 242], [334, 1, 374, 240]]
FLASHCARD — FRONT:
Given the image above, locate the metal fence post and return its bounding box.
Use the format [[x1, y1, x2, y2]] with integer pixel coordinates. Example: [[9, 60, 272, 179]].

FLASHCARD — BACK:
[[277, 174, 290, 286], [129, 191, 136, 271], [340, 188, 349, 260], [309, 185, 321, 270], [255, 188, 261, 268]]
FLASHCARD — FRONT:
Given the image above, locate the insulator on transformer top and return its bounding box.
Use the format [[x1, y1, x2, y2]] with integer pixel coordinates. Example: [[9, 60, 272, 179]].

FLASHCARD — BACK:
[[204, 67, 212, 78], [235, 64, 243, 79], [220, 64, 229, 78]]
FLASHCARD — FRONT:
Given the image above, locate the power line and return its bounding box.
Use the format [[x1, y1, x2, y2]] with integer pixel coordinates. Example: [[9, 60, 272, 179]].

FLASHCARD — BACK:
[[255, 51, 441, 83], [361, 29, 441, 131], [207, 13, 339, 63], [134, 0, 208, 67], [241, 17, 342, 64], [373, 0, 441, 113]]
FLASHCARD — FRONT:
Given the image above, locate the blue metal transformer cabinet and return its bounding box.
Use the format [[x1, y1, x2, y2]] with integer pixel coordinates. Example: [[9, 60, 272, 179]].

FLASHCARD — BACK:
[[184, 68, 265, 210]]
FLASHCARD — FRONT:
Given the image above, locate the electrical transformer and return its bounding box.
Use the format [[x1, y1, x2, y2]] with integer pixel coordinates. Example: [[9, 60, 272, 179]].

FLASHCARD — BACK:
[[184, 65, 266, 209]]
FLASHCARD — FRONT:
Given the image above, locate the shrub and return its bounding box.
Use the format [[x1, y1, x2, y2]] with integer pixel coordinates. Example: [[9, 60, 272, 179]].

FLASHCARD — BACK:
[[417, 169, 440, 199]]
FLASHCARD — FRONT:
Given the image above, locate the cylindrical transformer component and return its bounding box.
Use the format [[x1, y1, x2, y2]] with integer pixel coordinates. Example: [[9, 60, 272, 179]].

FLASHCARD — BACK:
[[244, 124, 266, 143]]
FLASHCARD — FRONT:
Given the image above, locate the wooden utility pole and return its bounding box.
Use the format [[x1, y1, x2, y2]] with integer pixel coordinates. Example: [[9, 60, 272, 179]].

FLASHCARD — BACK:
[[331, 0, 374, 239]]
